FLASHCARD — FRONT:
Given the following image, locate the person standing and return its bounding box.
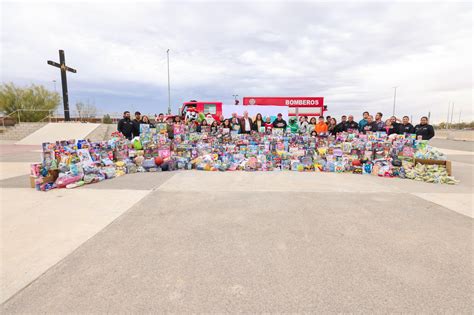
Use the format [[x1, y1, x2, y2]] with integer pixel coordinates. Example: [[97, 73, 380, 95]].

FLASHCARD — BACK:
[[240, 111, 253, 134], [252, 113, 265, 132], [325, 115, 332, 125], [398, 116, 415, 134], [308, 117, 317, 130], [210, 120, 219, 133], [166, 116, 174, 139], [132, 111, 141, 137], [382, 119, 397, 135], [288, 118, 299, 133], [315, 116, 328, 134], [345, 115, 359, 131], [264, 116, 273, 133], [141, 115, 155, 128], [362, 115, 378, 134], [415, 116, 435, 140], [272, 113, 288, 129], [335, 115, 347, 133], [156, 113, 165, 123], [358, 111, 369, 132], [389, 116, 401, 131], [221, 118, 232, 132], [328, 118, 338, 135], [299, 116, 309, 133], [231, 116, 241, 133], [374, 112, 385, 131], [117, 111, 134, 140]]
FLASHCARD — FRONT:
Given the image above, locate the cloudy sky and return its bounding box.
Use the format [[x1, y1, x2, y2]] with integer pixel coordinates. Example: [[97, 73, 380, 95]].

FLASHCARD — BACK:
[[1, 0, 472, 122]]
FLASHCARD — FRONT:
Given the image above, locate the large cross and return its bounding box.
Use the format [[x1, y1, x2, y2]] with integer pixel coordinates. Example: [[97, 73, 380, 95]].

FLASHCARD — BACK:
[[47, 50, 77, 121]]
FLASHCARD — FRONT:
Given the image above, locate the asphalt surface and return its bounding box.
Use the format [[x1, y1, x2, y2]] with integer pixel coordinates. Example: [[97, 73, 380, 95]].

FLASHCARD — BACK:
[[1, 139, 473, 313]]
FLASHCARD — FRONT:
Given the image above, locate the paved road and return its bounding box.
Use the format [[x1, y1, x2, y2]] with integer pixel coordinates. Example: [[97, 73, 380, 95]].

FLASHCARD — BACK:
[[0, 139, 472, 313]]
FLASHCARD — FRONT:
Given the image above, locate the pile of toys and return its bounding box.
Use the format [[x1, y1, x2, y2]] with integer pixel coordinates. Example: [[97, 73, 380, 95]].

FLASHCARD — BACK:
[[30, 126, 458, 191]]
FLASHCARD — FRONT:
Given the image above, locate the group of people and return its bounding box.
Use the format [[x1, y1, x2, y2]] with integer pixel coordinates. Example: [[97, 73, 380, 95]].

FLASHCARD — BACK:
[[117, 110, 435, 141], [117, 111, 155, 140]]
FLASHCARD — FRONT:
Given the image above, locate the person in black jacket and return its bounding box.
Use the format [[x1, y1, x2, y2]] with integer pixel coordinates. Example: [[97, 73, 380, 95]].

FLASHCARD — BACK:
[[272, 113, 287, 129], [362, 115, 378, 134], [389, 116, 401, 131], [335, 115, 347, 133], [414, 116, 435, 140], [344, 115, 359, 131], [132, 111, 142, 138], [398, 116, 415, 134], [117, 111, 134, 140]]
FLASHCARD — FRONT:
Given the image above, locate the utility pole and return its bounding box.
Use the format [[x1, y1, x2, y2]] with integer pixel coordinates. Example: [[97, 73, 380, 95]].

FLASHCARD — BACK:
[[392, 86, 397, 116], [458, 110, 461, 125], [446, 102, 450, 129], [450, 102, 455, 126], [167, 49, 171, 115], [232, 94, 239, 105]]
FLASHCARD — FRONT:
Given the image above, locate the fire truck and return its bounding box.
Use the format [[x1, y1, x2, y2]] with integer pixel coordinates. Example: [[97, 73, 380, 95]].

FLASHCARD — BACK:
[[242, 97, 326, 117], [179, 97, 326, 120], [179, 100, 223, 121]]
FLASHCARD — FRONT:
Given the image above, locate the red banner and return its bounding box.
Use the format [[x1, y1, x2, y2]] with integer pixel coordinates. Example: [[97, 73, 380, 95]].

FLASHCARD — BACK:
[[243, 96, 324, 107]]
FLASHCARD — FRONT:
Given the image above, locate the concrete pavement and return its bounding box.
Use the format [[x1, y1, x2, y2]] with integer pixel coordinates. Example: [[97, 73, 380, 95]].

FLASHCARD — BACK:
[[0, 139, 473, 312]]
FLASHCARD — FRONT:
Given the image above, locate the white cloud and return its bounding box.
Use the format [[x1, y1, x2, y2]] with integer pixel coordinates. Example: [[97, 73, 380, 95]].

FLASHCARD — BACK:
[[1, 0, 471, 122]]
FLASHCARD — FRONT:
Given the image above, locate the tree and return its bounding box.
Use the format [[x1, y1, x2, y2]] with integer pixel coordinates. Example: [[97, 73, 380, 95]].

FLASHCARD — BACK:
[[0, 83, 60, 122], [75, 101, 97, 120], [102, 114, 113, 124]]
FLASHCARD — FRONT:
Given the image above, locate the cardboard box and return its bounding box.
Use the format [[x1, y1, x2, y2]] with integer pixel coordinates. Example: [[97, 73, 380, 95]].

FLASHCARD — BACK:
[[29, 175, 55, 188], [414, 158, 452, 176]]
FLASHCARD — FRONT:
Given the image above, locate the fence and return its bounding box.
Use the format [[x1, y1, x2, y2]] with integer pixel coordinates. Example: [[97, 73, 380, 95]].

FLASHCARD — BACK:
[[1, 109, 160, 127]]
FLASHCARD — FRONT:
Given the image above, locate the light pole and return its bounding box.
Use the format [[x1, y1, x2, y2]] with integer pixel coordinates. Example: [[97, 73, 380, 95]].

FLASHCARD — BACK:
[[52, 80, 57, 93], [167, 49, 171, 115], [232, 94, 239, 105], [392, 86, 398, 116]]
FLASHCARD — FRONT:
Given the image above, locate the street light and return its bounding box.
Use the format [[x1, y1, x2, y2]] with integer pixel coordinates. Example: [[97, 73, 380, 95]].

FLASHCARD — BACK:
[[392, 86, 398, 116], [232, 94, 239, 105], [52, 80, 57, 93], [167, 49, 171, 115]]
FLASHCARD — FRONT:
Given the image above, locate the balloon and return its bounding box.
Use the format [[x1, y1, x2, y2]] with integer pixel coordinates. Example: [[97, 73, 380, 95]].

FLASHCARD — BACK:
[[154, 156, 164, 166]]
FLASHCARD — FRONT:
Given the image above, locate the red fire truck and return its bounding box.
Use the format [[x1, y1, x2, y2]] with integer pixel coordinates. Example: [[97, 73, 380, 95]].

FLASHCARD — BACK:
[[179, 97, 326, 120], [179, 100, 223, 121], [243, 97, 326, 117]]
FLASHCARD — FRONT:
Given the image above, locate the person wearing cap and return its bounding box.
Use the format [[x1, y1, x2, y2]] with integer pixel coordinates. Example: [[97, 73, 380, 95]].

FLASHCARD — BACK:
[[132, 111, 141, 137], [272, 113, 287, 129], [288, 117, 299, 133]]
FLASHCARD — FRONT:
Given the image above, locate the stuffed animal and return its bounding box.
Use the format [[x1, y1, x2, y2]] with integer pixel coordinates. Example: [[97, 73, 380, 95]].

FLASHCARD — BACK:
[[185, 107, 198, 122]]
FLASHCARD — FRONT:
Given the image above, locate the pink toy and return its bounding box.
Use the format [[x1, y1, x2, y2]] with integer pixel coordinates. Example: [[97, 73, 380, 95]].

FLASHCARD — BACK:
[[55, 175, 82, 188]]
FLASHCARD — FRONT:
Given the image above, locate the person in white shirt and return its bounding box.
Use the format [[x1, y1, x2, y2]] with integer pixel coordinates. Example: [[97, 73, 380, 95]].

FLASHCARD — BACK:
[[299, 116, 309, 134], [240, 110, 252, 134]]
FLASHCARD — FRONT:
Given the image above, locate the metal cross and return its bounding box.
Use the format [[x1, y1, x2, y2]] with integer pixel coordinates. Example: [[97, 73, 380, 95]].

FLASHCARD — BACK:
[[47, 50, 77, 121]]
